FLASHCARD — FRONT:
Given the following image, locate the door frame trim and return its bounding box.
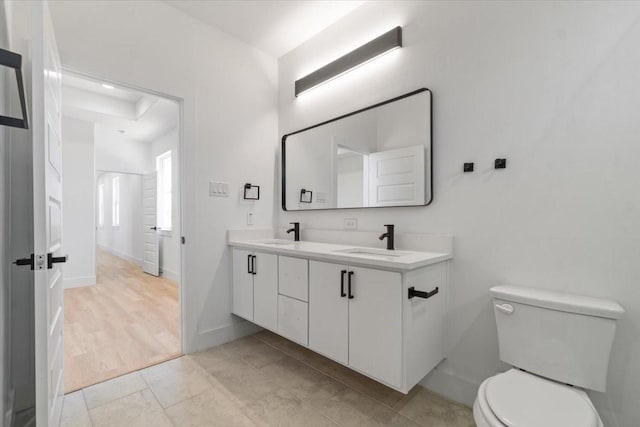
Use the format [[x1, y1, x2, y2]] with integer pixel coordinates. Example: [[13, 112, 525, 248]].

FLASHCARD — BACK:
[[60, 66, 188, 356]]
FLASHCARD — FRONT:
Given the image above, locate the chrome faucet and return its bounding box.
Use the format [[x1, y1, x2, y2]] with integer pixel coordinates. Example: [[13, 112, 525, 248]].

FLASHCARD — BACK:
[[379, 224, 395, 250], [286, 222, 300, 242]]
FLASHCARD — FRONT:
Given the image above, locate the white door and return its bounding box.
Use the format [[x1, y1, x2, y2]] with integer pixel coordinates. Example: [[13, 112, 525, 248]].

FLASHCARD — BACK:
[[143, 172, 159, 276], [32, 2, 65, 425], [348, 266, 403, 388], [253, 252, 278, 331], [308, 261, 348, 364], [368, 145, 425, 206], [232, 248, 254, 321]]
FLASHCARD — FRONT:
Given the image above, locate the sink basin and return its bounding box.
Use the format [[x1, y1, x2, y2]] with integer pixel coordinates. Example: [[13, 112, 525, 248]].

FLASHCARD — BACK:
[[331, 248, 411, 258], [259, 239, 296, 246]]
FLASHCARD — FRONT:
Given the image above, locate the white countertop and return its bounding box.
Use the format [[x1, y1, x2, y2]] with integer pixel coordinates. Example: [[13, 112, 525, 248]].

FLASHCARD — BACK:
[[228, 238, 452, 272]]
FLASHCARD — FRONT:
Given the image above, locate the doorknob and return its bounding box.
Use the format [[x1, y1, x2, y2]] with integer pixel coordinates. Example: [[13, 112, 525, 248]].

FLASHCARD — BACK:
[[47, 253, 68, 269], [13, 254, 35, 270], [150, 226, 158, 230]]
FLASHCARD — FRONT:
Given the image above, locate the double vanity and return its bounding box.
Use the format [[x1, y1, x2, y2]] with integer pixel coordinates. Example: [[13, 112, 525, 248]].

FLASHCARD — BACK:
[[229, 232, 452, 394]]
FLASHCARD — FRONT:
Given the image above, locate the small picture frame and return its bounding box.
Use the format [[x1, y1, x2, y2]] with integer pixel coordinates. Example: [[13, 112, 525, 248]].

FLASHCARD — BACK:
[[300, 188, 313, 203], [243, 183, 260, 200]]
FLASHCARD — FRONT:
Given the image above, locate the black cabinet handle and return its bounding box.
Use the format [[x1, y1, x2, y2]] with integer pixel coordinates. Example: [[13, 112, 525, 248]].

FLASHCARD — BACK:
[[251, 255, 257, 275], [408, 286, 439, 300], [340, 270, 347, 297], [247, 254, 252, 274], [348, 271, 354, 299]]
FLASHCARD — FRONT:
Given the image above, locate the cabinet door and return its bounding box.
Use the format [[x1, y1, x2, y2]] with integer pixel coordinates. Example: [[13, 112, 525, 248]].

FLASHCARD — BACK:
[[308, 261, 349, 364], [232, 249, 254, 321], [253, 252, 279, 331], [348, 266, 403, 388], [279, 256, 309, 301], [278, 295, 308, 346]]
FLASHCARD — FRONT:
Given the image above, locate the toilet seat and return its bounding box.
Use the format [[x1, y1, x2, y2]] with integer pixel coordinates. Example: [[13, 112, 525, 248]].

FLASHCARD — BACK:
[[475, 369, 601, 427]]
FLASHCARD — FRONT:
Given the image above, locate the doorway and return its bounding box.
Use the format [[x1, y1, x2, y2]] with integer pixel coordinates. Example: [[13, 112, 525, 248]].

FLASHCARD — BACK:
[[60, 72, 183, 393]]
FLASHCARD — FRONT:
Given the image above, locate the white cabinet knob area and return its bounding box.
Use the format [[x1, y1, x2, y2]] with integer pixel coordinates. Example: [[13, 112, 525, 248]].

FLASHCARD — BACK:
[[229, 239, 451, 394]]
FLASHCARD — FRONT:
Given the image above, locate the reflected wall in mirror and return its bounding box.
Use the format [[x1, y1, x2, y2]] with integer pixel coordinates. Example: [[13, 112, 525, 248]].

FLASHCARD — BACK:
[[282, 88, 432, 211]]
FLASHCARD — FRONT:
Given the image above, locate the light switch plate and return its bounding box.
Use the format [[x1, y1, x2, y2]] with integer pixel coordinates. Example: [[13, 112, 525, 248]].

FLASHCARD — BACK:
[[344, 218, 358, 230], [247, 212, 254, 225], [209, 181, 229, 197]]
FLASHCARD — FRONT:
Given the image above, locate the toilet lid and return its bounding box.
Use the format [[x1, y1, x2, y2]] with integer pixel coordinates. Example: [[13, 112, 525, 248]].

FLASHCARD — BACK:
[[485, 370, 598, 427]]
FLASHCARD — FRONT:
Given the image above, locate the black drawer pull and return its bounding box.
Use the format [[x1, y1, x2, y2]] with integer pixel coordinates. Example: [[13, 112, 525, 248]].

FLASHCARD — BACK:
[[247, 254, 252, 274], [408, 286, 438, 300], [340, 270, 347, 297], [251, 255, 257, 275], [348, 271, 354, 299]]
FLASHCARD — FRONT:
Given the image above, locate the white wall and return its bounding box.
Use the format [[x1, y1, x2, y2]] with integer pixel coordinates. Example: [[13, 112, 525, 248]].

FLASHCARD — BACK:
[[49, 0, 278, 352], [62, 116, 96, 287], [95, 125, 151, 174], [151, 127, 180, 281], [278, 2, 640, 426], [96, 173, 143, 264]]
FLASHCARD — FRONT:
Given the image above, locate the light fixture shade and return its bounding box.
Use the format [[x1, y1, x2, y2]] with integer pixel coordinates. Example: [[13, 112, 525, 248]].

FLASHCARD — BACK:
[[295, 26, 402, 97]]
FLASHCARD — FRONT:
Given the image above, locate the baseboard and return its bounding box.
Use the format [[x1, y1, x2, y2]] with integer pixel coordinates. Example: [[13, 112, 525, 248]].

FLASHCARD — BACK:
[[64, 275, 97, 289], [97, 245, 142, 266], [193, 320, 262, 353], [419, 366, 479, 407], [160, 268, 179, 282]]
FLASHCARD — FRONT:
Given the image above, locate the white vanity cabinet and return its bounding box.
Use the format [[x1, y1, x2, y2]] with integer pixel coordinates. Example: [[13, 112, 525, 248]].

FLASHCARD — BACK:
[[229, 238, 451, 394], [232, 249, 278, 330]]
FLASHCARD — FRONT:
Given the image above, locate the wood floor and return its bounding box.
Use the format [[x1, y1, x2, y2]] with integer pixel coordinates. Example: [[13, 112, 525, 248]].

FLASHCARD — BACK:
[[64, 249, 181, 393]]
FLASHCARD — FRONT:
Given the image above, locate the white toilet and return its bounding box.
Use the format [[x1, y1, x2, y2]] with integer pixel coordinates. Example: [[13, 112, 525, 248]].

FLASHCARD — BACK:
[[473, 285, 624, 427]]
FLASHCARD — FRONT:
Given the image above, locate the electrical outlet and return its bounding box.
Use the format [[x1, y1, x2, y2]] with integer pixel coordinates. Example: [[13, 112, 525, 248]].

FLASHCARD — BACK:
[[247, 212, 254, 225], [344, 218, 358, 230]]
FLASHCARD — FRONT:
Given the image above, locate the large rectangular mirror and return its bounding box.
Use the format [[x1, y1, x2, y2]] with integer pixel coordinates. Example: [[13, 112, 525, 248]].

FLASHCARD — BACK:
[[282, 88, 432, 211]]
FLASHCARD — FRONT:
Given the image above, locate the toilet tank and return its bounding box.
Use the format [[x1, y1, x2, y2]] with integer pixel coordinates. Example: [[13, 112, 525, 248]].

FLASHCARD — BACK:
[[490, 285, 624, 392]]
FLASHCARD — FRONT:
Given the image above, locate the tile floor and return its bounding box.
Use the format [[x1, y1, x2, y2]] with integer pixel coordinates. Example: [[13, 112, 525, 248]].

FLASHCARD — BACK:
[[61, 330, 474, 427]]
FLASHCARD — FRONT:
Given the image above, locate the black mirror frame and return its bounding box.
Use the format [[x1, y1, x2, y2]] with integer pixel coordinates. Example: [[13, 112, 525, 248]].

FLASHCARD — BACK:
[[0, 48, 29, 129], [281, 87, 433, 211]]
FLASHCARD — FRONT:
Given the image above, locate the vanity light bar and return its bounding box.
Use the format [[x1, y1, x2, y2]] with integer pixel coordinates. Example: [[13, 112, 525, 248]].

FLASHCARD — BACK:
[[294, 26, 402, 97]]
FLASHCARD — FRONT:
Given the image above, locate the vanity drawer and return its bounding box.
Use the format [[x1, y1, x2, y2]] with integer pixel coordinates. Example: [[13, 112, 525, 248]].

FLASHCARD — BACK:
[[278, 256, 308, 301], [278, 295, 308, 346]]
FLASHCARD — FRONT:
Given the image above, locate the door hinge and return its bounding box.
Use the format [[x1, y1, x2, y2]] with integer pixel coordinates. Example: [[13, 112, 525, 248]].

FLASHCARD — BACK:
[[181, 236, 186, 244], [13, 254, 46, 270]]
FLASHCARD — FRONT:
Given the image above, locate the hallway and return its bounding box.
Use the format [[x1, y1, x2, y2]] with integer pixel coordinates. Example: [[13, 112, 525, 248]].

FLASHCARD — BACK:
[[64, 248, 181, 393]]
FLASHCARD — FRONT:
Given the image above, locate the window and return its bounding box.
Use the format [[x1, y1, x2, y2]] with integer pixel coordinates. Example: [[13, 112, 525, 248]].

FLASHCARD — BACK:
[[98, 184, 104, 227], [156, 151, 172, 231], [112, 177, 120, 227]]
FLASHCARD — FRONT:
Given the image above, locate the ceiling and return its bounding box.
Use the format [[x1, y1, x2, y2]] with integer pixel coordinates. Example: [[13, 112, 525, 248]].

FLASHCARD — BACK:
[[62, 74, 179, 142], [165, 0, 365, 58]]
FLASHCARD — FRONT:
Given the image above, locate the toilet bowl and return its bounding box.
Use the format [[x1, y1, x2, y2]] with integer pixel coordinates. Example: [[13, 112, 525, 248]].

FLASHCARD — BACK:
[[472, 369, 603, 427]]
